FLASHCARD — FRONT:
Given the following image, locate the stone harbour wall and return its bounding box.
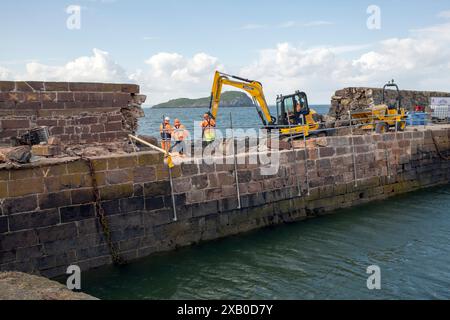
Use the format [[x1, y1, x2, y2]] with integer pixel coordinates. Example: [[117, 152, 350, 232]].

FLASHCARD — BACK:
[[0, 127, 449, 277], [0, 271, 97, 300], [0, 81, 145, 146], [329, 87, 450, 120]]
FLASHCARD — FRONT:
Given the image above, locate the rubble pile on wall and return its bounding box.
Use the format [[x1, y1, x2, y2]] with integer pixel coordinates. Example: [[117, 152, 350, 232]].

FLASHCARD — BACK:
[[329, 87, 450, 121]]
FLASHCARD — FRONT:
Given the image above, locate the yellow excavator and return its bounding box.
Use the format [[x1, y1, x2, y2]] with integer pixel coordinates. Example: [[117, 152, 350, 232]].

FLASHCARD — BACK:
[[208, 71, 323, 139]]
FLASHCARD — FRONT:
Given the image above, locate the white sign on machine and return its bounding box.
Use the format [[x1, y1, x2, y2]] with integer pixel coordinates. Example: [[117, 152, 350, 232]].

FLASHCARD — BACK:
[[430, 97, 450, 120]]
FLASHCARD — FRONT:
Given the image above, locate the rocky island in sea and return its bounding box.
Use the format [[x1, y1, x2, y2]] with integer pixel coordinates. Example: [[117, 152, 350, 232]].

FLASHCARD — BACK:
[[151, 91, 255, 108]]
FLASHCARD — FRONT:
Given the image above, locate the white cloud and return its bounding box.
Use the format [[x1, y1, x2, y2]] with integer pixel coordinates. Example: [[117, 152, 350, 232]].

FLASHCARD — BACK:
[[144, 52, 185, 78], [1, 49, 223, 105], [411, 21, 450, 41], [240, 24, 267, 30], [438, 10, 450, 18], [143, 36, 159, 41], [0, 66, 12, 80], [131, 52, 224, 105], [353, 23, 450, 80], [278, 20, 334, 28], [279, 21, 296, 28], [303, 20, 333, 27], [20, 48, 128, 83], [248, 20, 335, 30], [329, 44, 373, 54], [240, 43, 351, 104], [84, 0, 118, 3], [3, 19, 450, 107], [239, 20, 450, 104]]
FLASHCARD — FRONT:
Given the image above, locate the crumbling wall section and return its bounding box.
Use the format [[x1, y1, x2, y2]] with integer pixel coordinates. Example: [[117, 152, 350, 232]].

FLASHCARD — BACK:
[[0, 81, 145, 146]]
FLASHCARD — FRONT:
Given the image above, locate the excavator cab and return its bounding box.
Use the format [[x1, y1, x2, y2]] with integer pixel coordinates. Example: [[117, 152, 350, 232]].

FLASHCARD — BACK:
[[276, 91, 311, 126], [276, 91, 321, 136]]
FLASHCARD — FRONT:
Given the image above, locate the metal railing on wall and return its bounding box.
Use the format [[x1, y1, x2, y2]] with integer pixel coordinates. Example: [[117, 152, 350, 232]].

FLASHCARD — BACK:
[[129, 135, 178, 222], [150, 110, 448, 148]]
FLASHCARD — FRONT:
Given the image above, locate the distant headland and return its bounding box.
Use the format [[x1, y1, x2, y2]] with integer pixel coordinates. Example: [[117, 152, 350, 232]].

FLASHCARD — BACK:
[[151, 91, 255, 108]]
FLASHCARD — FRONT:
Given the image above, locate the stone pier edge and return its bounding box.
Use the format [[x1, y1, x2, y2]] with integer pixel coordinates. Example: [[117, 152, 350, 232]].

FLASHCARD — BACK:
[[0, 126, 449, 277]]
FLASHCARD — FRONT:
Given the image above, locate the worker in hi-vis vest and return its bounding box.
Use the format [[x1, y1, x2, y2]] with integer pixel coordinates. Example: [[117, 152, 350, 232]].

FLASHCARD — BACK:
[[201, 113, 216, 145], [160, 116, 173, 152], [170, 119, 189, 156]]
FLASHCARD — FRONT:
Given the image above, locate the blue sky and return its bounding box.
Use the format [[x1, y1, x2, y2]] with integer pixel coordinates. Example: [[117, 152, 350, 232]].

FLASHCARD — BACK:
[[1, 0, 450, 105]]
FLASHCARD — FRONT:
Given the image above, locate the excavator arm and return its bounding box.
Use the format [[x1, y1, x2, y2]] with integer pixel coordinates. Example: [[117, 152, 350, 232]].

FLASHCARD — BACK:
[[208, 71, 275, 125]]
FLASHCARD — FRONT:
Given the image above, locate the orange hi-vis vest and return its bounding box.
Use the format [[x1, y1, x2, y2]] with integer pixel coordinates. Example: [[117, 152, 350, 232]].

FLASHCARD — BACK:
[[160, 123, 172, 140]]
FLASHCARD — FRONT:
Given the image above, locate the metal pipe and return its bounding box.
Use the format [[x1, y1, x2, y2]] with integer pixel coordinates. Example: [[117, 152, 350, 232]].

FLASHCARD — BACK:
[[201, 111, 431, 133], [286, 113, 302, 197], [129, 134, 178, 221], [303, 128, 310, 196], [395, 116, 398, 136], [168, 166, 178, 221], [349, 111, 358, 187], [384, 134, 391, 180], [128, 134, 172, 156], [230, 113, 242, 209]]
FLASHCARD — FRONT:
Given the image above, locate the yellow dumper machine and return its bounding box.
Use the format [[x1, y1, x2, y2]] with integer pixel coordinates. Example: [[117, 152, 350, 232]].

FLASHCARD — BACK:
[[350, 80, 407, 133]]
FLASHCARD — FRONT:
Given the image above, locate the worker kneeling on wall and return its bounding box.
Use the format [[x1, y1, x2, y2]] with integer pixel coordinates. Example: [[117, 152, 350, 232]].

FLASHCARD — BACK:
[[201, 113, 216, 145]]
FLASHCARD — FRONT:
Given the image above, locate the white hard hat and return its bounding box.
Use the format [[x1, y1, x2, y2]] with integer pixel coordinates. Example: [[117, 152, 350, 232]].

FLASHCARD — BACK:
[[164, 117, 170, 121]]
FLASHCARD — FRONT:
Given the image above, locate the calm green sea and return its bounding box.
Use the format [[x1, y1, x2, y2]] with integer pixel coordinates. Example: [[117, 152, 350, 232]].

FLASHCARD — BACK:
[[79, 185, 450, 300]]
